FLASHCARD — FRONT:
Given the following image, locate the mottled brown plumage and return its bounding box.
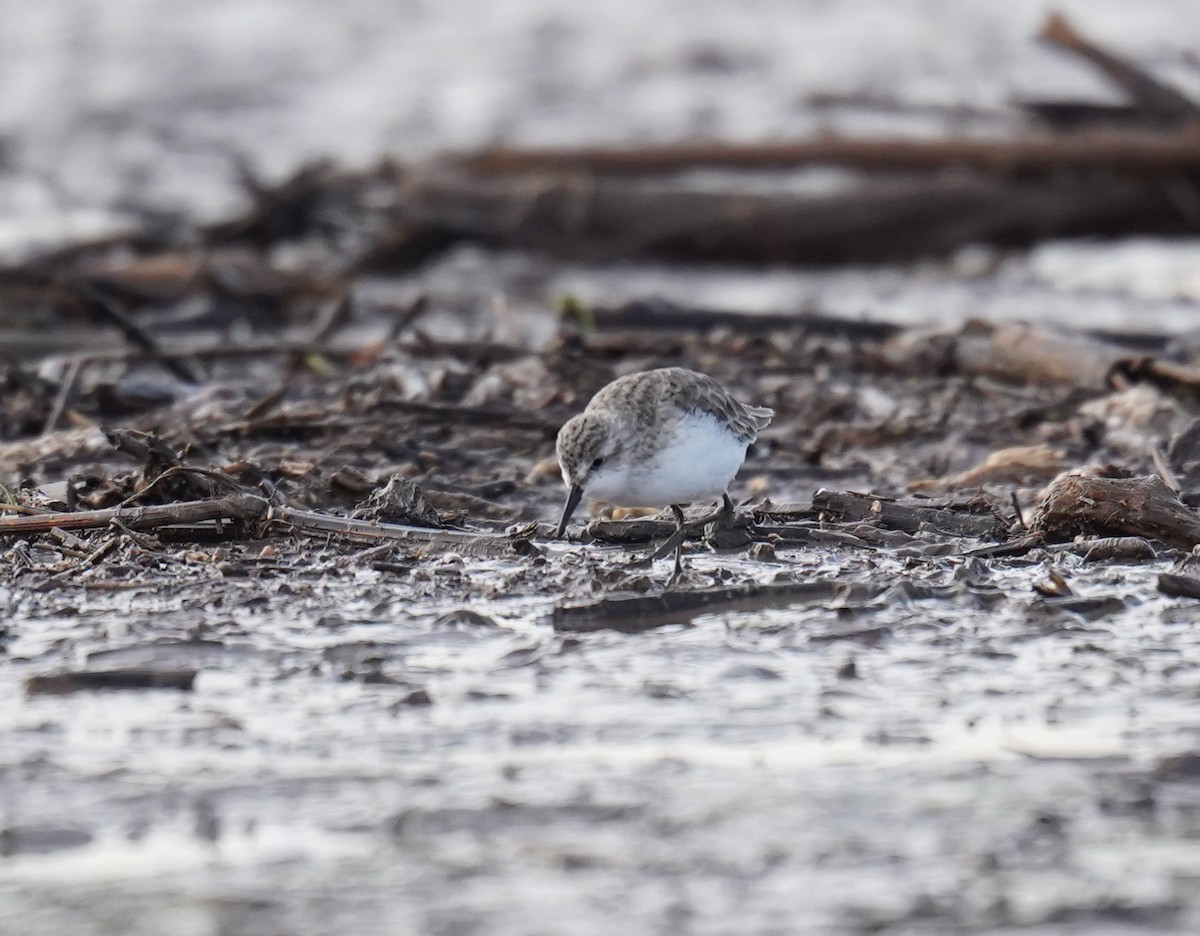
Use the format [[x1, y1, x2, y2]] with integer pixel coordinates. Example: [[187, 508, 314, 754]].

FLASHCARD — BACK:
[[554, 367, 774, 580], [586, 367, 773, 450]]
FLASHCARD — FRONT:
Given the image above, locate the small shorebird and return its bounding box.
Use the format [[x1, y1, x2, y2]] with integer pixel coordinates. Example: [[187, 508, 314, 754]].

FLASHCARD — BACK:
[[555, 367, 774, 581]]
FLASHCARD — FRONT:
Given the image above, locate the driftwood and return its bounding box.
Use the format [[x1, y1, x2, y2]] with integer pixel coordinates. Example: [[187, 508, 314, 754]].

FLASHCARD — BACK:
[[271, 507, 538, 558], [951, 322, 1128, 386], [909, 444, 1065, 492], [398, 166, 1200, 265], [453, 133, 1200, 178], [202, 159, 385, 248], [371, 398, 561, 435], [26, 669, 197, 695], [584, 516, 676, 544], [427, 17, 1200, 265], [1031, 473, 1200, 548], [1037, 13, 1200, 123], [552, 580, 880, 634], [0, 494, 266, 536], [0, 492, 536, 558], [571, 301, 1172, 359], [581, 510, 885, 553], [1076, 536, 1159, 563], [1111, 357, 1200, 405], [810, 490, 1009, 539]]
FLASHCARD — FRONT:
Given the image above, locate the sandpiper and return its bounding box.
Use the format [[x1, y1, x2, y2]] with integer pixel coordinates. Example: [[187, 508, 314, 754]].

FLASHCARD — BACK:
[[555, 367, 774, 581]]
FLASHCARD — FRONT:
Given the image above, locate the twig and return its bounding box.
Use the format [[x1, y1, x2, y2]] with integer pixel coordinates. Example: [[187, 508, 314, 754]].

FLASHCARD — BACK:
[[1151, 447, 1182, 493], [1039, 12, 1200, 119], [271, 507, 537, 558], [0, 494, 267, 537], [42, 358, 84, 436], [48, 527, 89, 551], [1010, 490, 1027, 530], [305, 292, 353, 344], [110, 518, 162, 551], [454, 132, 1200, 177], [388, 294, 430, 341], [0, 503, 50, 517], [26, 669, 197, 694], [964, 533, 1046, 559], [115, 465, 248, 508], [73, 281, 201, 384], [75, 537, 118, 571], [33, 540, 88, 560], [240, 385, 287, 422]]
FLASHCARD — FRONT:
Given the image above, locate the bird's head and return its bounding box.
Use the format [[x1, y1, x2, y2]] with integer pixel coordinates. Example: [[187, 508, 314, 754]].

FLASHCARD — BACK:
[[554, 411, 624, 536]]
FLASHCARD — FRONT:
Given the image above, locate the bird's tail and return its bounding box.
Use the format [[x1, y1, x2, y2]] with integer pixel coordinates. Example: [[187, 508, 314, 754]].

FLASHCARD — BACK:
[[746, 405, 774, 431]]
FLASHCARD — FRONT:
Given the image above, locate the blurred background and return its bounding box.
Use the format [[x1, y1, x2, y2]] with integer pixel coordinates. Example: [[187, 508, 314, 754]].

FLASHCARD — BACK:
[[0, 4, 1191, 247]]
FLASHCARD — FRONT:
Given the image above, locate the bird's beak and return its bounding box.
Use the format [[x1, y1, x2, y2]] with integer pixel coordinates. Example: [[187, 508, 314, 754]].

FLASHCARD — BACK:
[[555, 484, 583, 537]]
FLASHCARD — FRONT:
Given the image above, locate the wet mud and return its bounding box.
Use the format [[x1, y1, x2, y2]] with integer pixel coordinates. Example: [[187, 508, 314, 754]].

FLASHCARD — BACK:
[[7, 290, 1200, 934]]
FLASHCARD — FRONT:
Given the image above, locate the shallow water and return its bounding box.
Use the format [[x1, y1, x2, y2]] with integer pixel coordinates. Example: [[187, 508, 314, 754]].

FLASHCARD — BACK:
[[5, 545, 1200, 934]]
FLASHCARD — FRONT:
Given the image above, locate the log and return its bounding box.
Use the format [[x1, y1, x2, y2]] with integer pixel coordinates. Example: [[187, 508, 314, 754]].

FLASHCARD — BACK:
[[399, 169, 1197, 265], [811, 490, 1009, 539], [951, 322, 1126, 386], [1031, 473, 1200, 548], [552, 580, 880, 633], [26, 669, 197, 695]]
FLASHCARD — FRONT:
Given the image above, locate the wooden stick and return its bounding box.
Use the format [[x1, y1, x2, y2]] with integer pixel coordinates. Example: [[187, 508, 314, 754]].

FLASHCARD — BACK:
[[552, 580, 880, 633], [0, 491, 537, 558], [452, 132, 1200, 178], [1039, 13, 1200, 119], [42, 358, 84, 436], [74, 281, 202, 384], [271, 507, 537, 557], [0, 494, 267, 536], [812, 490, 1009, 539]]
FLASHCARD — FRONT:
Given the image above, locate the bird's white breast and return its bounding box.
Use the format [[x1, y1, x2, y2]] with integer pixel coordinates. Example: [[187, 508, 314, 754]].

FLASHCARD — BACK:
[[587, 410, 750, 508]]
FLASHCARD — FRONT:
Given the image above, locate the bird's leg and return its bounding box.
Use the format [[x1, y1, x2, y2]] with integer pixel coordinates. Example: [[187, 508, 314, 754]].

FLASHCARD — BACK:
[[651, 504, 688, 564], [652, 495, 735, 568], [668, 504, 686, 586]]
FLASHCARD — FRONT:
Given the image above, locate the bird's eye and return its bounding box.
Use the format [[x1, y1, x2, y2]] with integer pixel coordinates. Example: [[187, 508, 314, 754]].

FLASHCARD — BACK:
[[591, 457, 605, 470]]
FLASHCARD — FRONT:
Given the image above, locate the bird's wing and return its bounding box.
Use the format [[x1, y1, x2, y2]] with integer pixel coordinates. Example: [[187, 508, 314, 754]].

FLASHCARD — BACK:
[[665, 369, 774, 444]]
